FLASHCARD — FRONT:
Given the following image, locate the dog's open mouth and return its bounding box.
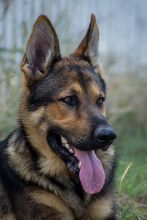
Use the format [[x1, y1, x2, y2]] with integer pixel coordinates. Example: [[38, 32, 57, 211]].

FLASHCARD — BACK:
[[47, 132, 105, 194]]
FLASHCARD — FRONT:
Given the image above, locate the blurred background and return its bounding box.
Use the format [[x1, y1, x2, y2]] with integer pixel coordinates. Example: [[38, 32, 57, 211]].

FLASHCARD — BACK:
[[0, 0, 147, 218]]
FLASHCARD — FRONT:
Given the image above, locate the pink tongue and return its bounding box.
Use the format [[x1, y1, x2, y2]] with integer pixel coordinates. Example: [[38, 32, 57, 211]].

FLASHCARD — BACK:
[[74, 149, 105, 194]]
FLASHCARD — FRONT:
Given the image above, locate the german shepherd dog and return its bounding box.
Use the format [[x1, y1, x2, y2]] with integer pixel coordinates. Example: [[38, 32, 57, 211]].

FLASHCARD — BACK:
[[0, 14, 117, 220]]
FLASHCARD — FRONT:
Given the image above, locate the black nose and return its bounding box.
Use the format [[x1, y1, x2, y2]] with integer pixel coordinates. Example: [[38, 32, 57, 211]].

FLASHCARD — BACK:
[[94, 126, 117, 148]]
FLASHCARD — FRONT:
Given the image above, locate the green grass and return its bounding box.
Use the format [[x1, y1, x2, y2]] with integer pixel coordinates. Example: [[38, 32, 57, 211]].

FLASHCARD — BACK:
[[0, 90, 20, 137], [116, 128, 147, 220], [117, 162, 147, 219]]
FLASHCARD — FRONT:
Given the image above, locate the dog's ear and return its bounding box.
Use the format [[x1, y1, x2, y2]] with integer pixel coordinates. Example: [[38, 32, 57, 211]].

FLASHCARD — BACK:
[[73, 14, 99, 66], [20, 15, 61, 85]]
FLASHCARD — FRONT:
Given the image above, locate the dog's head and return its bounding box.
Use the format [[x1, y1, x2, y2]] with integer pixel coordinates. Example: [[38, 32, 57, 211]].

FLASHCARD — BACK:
[[20, 15, 116, 194]]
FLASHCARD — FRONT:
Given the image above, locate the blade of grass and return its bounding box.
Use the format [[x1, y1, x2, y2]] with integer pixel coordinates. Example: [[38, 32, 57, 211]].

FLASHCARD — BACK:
[[119, 162, 133, 190]]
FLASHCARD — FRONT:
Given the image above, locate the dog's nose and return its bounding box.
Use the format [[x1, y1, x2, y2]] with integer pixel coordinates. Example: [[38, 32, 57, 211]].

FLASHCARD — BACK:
[[94, 126, 117, 147]]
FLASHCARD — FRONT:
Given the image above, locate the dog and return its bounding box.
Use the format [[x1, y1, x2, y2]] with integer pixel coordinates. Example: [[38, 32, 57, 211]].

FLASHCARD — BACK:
[[0, 14, 117, 220]]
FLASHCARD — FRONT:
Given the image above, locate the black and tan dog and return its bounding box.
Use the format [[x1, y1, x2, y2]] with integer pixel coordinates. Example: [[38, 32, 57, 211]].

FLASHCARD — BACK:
[[0, 14, 117, 220]]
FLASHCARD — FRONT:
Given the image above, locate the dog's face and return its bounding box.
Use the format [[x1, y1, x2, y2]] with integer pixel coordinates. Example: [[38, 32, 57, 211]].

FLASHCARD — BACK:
[[20, 15, 116, 194]]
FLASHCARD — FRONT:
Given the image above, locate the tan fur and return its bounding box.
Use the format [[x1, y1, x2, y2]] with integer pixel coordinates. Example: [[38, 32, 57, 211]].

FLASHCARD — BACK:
[[7, 135, 65, 185], [87, 197, 112, 220], [58, 83, 83, 99], [1, 214, 15, 220], [31, 190, 74, 220]]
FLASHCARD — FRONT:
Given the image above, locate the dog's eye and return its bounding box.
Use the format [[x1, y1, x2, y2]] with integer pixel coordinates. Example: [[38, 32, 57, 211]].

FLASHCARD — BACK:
[[59, 95, 78, 107], [96, 97, 105, 107]]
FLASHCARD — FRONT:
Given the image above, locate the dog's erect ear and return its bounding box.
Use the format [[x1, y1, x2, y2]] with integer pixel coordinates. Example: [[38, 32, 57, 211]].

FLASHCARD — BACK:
[[73, 14, 99, 66], [20, 15, 61, 85]]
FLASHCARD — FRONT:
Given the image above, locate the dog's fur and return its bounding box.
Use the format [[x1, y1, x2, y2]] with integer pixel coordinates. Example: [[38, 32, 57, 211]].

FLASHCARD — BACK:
[[0, 15, 117, 220]]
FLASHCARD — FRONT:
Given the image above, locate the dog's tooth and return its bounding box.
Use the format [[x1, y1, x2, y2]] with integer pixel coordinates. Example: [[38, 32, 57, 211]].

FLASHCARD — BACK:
[[69, 144, 74, 150], [61, 136, 68, 146], [65, 143, 69, 149], [61, 136, 66, 143], [61, 137, 64, 144], [69, 148, 74, 153], [78, 161, 81, 168]]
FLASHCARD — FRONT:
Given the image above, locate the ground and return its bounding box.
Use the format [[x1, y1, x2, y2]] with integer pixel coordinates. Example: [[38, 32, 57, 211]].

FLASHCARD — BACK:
[[116, 128, 147, 220]]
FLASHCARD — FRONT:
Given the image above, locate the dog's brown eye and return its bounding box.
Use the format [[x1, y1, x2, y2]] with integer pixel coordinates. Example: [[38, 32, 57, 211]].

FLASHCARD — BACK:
[[96, 97, 105, 107], [59, 95, 78, 107]]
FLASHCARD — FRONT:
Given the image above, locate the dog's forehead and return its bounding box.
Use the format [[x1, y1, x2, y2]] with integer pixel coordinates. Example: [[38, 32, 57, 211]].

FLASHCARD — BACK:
[[31, 57, 105, 103], [54, 57, 93, 78], [52, 57, 105, 93]]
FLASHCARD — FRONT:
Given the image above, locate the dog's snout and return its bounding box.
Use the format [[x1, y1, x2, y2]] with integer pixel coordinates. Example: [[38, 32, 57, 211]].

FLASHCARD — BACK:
[[94, 126, 117, 148]]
